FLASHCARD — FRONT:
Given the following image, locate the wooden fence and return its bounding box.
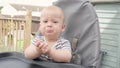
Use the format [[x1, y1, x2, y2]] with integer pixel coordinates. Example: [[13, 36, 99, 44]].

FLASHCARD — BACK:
[[0, 11, 32, 52]]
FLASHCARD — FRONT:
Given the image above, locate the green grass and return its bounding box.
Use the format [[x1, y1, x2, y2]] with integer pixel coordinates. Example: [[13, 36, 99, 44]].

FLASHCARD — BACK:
[[0, 40, 24, 52], [0, 35, 34, 52]]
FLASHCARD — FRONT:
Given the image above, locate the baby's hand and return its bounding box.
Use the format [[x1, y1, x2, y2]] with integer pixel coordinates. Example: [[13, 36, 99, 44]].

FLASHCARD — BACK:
[[35, 40, 50, 55], [41, 43, 49, 55], [35, 40, 43, 52]]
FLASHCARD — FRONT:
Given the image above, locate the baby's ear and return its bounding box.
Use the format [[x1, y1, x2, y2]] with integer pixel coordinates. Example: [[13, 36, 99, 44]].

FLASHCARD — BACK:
[[62, 24, 65, 32]]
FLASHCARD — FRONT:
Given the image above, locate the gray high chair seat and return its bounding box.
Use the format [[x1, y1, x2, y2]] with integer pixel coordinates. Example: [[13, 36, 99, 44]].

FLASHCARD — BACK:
[[0, 0, 101, 68], [53, 0, 101, 67]]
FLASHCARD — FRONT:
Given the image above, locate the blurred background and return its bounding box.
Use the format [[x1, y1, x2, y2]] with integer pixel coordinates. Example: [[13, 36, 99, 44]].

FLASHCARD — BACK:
[[0, 0, 120, 68]]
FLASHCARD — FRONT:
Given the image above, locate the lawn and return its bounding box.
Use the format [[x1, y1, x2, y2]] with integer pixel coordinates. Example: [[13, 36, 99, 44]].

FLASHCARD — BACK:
[[0, 34, 35, 52], [0, 40, 24, 52]]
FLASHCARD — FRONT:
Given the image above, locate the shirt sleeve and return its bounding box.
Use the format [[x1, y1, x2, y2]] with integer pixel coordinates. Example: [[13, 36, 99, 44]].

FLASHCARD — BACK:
[[61, 40, 71, 50], [31, 35, 40, 46], [55, 38, 71, 51]]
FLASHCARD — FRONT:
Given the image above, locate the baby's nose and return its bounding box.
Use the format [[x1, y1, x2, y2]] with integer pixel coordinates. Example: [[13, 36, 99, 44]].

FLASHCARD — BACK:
[[47, 22, 53, 27]]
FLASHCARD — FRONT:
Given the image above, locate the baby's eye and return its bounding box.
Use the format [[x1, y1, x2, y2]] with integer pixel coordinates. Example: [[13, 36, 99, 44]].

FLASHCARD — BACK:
[[53, 21, 58, 23], [43, 20, 48, 23]]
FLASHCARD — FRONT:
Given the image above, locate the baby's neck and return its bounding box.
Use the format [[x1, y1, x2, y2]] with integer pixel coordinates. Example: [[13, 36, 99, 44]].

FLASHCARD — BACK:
[[44, 37, 58, 45], [44, 36, 59, 42]]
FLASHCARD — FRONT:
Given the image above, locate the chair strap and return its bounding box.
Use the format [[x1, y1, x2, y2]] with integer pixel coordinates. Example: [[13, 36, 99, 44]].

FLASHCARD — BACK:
[[71, 38, 78, 52]]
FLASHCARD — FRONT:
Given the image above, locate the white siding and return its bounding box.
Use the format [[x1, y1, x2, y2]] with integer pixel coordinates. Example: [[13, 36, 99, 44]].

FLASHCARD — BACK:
[[95, 3, 120, 68]]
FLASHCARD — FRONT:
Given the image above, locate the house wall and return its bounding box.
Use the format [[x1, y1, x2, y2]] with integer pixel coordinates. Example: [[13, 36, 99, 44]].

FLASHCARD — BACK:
[[94, 3, 120, 68], [91, 0, 120, 3]]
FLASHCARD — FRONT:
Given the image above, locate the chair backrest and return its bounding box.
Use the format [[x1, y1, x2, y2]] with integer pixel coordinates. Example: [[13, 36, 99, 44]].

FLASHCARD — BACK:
[[53, 0, 101, 67]]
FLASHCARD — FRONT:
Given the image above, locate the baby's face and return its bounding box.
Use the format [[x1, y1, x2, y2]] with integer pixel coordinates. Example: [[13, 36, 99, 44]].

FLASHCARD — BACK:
[[39, 9, 65, 38]]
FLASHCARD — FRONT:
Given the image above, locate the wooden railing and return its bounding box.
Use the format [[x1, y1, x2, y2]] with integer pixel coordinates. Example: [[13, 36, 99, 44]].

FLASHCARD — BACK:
[[0, 11, 32, 52]]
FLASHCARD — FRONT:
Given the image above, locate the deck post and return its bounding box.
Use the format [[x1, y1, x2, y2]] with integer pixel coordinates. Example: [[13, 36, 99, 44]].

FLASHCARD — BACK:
[[24, 10, 32, 50]]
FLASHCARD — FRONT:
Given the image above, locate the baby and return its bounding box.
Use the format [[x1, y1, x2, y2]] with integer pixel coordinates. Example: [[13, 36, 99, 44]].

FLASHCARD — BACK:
[[24, 6, 72, 62]]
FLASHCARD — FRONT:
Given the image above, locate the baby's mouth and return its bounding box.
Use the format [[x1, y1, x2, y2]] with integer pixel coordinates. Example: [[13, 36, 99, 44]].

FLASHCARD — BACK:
[[46, 29, 54, 33]]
